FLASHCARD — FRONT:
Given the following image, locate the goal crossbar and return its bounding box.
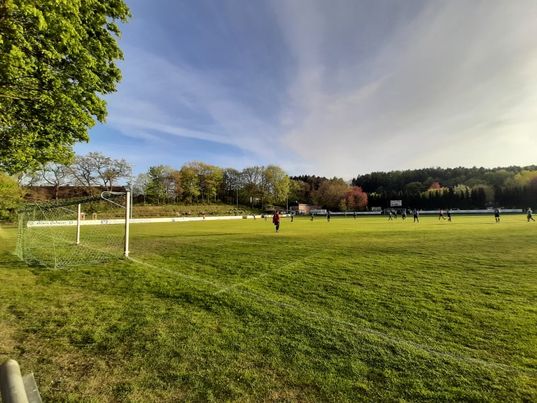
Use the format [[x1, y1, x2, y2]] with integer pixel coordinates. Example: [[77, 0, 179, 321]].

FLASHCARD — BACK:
[[16, 192, 131, 268]]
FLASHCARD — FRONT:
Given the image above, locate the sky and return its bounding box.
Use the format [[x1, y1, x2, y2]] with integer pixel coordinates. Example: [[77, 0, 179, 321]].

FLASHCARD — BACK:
[[76, 0, 537, 178]]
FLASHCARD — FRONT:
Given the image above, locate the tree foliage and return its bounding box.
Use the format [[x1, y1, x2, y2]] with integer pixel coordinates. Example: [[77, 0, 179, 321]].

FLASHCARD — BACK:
[[0, 172, 22, 219], [352, 166, 537, 193], [262, 165, 289, 206], [314, 179, 349, 211], [68, 152, 131, 194], [25, 152, 132, 197], [353, 166, 537, 209], [344, 187, 368, 211], [0, 0, 130, 173]]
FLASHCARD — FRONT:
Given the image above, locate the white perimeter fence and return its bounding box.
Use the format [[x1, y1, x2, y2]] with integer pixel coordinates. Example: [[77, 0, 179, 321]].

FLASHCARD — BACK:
[[25, 209, 524, 228], [26, 214, 264, 228]]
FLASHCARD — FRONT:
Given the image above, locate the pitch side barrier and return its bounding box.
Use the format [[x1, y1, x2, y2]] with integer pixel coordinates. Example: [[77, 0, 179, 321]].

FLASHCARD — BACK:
[[305, 210, 524, 216], [25, 210, 524, 227], [323, 211, 382, 216], [26, 215, 264, 228], [418, 209, 523, 215]]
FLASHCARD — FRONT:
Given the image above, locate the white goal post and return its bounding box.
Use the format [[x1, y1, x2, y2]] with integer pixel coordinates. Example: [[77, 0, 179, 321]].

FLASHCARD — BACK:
[[101, 190, 131, 257], [16, 191, 131, 268]]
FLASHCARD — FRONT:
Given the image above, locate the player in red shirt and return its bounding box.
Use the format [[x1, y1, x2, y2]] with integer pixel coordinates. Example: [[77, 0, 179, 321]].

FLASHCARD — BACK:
[[272, 211, 280, 232]]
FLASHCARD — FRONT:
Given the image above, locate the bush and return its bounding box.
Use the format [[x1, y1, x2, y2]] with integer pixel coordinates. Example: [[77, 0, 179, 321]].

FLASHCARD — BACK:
[[0, 173, 23, 221]]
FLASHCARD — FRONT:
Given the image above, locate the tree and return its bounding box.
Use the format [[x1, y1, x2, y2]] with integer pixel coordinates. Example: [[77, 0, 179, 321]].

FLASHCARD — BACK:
[[0, 0, 130, 174], [167, 170, 183, 202], [0, 172, 22, 220], [514, 170, 537, 187], [133, 173, 150, 203], [146, 165, 174, 204], [315, 178, 349, 211], [37, 162, 72, 199], [404, 181, 424, 195], [180, 165, 200, 203], [288, 179, 310, 204], [262, 165, 290, 207], [241, 166, 264, 206], [68, 152, 131, 194], [182, 162, 223, 202], [69, 154, 98, 194], [220, 168, 242, 205], [428, 181, 442, 190], [344, 186, 368, 211], [91, 154, 131, 190]]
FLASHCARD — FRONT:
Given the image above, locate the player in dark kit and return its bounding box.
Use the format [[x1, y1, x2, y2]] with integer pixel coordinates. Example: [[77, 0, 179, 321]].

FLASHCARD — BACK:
[[447, 209, 452, 222], [413, 209, 419, 223], [327, 210, 331, 222], [401, 209, 407, 220], [494, 208, 500, 223], [272, 211, 280, 232], [527, 208, 535, 222]]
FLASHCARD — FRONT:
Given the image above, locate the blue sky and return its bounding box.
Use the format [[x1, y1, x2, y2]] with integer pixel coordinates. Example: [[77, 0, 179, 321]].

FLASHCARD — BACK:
[[76, 0, 537, 178]]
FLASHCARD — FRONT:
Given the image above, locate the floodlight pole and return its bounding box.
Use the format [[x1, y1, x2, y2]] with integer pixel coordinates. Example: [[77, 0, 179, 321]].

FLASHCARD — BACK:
[[124, 191, 131, 257], [76, 204, 81, 245]]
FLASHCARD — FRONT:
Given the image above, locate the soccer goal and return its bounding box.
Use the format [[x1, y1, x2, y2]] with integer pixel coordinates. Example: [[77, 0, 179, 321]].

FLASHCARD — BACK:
[[15, 191, 131, 268]]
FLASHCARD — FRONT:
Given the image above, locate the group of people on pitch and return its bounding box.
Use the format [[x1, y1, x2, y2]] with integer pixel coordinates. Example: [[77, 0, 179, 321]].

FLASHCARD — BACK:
[[387, 208, 421, 222], [270, 207, 535, 232], [494, 207, 535, 223]]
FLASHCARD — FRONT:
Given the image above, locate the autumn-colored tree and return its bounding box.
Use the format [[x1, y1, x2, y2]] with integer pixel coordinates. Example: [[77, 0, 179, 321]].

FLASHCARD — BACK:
[[344, 186, 368, 211], [314, 178, 349, 211], [428, 181, 442, 190]]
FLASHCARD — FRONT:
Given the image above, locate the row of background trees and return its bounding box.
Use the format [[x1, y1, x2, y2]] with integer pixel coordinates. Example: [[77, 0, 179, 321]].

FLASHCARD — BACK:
[[17, 153, 537, 212], [20, 152, 369, 211], [351, 166, 537, 209]]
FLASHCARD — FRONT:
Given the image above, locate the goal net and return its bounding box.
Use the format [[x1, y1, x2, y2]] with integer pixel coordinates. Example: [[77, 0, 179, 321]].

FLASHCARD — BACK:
[[15, 192, 131, 268]]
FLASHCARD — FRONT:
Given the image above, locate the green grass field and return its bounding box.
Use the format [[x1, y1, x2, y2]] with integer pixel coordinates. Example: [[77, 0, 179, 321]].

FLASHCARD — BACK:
[[1, 215, 536, 402]]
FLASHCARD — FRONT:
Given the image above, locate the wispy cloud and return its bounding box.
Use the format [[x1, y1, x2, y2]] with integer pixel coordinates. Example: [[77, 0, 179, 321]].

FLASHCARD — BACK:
[[89, 0, 537, 177], [273, 0, 537, 176], [105, 45, 291, 165]]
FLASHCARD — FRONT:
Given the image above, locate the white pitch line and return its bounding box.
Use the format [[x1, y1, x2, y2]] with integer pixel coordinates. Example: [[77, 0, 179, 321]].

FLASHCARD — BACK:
[[127, 256, 220, 287], [128, 256, 536, 376], [232, 287, 536, 376], [213, 252, 324, 295]]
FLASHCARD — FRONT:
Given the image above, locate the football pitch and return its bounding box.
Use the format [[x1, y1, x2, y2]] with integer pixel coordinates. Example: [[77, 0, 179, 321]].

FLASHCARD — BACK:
[[1, 215, 536, 401]]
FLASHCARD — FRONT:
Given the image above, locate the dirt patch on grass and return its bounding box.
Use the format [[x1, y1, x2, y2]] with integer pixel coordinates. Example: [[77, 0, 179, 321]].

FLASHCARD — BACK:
[[0, 320, 18, 358]]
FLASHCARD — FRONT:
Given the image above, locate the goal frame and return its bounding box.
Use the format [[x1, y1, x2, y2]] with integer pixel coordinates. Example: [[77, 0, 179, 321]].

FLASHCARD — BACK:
[[16, 191, 131, 267]]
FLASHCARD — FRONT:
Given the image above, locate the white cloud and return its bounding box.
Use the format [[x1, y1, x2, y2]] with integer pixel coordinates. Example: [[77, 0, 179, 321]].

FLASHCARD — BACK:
[[97, 1, 537, 177], [105, 46, 287, 163], [275, 0, 537, 176]]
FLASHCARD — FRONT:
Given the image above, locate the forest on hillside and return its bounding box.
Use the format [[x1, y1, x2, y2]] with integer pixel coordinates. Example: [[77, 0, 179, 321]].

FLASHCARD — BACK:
[[291, 166, 537, 209], [16, 158, 537, 214], [353, 166, 537, 209]]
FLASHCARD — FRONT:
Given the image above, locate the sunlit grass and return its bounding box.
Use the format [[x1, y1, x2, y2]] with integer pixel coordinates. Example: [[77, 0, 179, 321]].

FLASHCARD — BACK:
[[1, 215, 536, 401]]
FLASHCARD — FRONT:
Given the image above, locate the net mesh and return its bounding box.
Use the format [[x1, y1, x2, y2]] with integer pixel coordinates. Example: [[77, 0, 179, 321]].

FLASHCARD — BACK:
[[16, 193, 127, 268]]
